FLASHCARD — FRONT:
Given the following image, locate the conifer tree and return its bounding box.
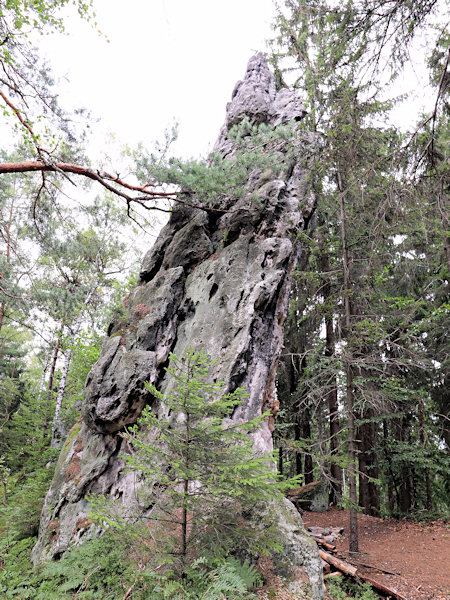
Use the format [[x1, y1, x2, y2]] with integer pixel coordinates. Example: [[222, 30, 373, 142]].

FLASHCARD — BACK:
[[270, 0, 449, 539], [93, 349, 298, 574]]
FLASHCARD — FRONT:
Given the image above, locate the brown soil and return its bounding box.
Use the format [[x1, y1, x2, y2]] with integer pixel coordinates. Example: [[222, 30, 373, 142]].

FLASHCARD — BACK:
[[302, 508, 450, 600]]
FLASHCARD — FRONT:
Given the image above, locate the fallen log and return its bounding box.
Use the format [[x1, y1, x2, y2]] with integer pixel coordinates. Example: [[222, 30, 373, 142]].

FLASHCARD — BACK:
[[324, 571, 343, 580], [358, 573, 408, 600], [312, 538, 336, 551], [318, 550, 357, 577], [321, 559, 331, 575], [345, 558, 400, 576]]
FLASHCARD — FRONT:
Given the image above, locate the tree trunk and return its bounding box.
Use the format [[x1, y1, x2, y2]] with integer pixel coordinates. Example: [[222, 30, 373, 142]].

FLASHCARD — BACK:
[[51, 287, 96, 446], [395, 417, 412, 514], [319, 236, 342, 504], [301, 407, 314, 484], [181, 403, 191, 573], [36, 355, 49, 405], [345, 360, 359, 554], [278, 444, 284, 477], [358, 410, 380, 517], [44, 337, 61, 431], [418, 396, 432, 510], [338, 171, 359, 554], [383, 420, 396, 514], [0, 198, 14, 337]]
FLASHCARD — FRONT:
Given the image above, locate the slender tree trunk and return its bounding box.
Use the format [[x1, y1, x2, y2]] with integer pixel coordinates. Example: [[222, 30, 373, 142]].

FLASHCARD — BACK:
[[51, 287, 96, 446], [383, 420, 397, 514], [418, 396, 432, 510], [0, 198, 14, 337], [396, 417, 412, 514], [338, 171, 359, 554], [319, 234, 342, 504], [301, 407, 314, 484], [278, 444, 284, 477], [181, 403, 191, 574], [345, 361, 359, 554], [0, 300, 6, 338], [44, 337, 61, 431], [358, 410, 380, 517], [294, 418, 303, 477], [36, 355, 49, 404]]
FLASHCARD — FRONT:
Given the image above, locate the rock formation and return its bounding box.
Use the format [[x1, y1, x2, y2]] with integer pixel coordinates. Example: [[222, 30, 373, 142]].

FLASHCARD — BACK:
[[32, 53, 323, 599]]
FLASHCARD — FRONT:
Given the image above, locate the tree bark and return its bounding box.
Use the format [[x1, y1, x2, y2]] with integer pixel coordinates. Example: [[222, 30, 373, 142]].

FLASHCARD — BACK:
[[396, 417, 413, 514], [0, 197, 14, 337], [383, 420, 396, 514], [44, 337, 61, 431], [318, 550, 357, 577], [319, 234, 342, 504], [51, 288, 96, 446], [358, 410, 380, 517], [338, 170, 359, 554], [0, 161, 177, 205], [418, 396, 432, 510], [36, 355, 49, 407], [301, 407, 314, 484]]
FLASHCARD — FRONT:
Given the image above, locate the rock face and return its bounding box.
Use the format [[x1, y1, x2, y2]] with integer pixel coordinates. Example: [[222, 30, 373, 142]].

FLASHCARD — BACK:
[[32, 53, 323, 599]]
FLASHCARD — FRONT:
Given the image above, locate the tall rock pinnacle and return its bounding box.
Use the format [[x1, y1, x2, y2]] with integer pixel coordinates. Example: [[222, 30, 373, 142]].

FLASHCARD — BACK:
[[32, 54, 323, 599]]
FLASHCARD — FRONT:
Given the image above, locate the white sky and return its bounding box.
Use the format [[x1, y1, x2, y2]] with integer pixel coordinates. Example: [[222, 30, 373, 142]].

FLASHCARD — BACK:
[[29, 0, 438, 248], [38, 0, 277, 159]]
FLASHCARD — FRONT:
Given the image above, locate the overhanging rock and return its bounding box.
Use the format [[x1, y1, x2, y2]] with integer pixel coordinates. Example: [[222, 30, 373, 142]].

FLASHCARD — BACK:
[[32, 53, 323, 599]]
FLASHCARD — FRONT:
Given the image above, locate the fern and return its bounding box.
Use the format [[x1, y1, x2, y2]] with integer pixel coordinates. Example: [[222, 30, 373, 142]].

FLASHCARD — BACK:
[[221, 556, 262, 590], [200, 561, 253, 599]]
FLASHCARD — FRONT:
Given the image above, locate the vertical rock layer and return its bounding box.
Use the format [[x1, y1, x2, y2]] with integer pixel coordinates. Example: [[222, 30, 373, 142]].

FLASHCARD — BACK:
[[32, 53, 323, 599]]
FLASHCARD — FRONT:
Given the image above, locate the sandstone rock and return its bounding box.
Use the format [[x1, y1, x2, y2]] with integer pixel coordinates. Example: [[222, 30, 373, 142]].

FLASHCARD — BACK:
[[32, 53, 323, 599]]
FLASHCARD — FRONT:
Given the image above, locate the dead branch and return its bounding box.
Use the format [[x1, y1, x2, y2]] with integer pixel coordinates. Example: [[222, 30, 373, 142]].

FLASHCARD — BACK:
[[323, 571, 343, 580], [122, 581, 136, 600], [0, 89, 36, 142], [313, 538, 336, 552], [343, 556, 400, 576], [72, 565, 101, 599], [318, 549, 357, 577], [0, 284, 26, 300], [0, 161, 240, 216], [357, 573, 408, 600]]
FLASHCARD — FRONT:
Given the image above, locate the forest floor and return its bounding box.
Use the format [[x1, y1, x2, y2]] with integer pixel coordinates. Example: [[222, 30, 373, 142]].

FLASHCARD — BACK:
[[302, 507, 450, 600]]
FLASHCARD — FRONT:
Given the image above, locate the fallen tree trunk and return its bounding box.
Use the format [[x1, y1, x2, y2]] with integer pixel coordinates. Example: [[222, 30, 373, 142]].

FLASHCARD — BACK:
[[318, 550, 357, 577], [358, 573, 408, 600], [312, 537, 336, 551], [345, 557, 400, 576], [324, 571, 343, 580], [320, 549, 407, 600]]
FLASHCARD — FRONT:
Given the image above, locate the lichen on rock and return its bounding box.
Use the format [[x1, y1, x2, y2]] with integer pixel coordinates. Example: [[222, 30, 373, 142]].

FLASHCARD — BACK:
[[32, 52, 323, 599]]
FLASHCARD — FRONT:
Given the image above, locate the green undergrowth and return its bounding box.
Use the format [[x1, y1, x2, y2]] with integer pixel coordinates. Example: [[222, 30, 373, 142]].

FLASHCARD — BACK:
[[0, 529, 263, 599], [327, 578, 380, 600]]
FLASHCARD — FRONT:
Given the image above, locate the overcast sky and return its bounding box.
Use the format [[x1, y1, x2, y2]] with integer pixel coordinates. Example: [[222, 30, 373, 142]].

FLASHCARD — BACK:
[[38, 0, 276, 159], [35, 0, 438, 164]]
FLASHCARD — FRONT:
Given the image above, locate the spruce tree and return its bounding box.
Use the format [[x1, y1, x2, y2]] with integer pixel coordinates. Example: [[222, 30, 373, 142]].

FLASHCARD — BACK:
[[93, 349, 298, 574]]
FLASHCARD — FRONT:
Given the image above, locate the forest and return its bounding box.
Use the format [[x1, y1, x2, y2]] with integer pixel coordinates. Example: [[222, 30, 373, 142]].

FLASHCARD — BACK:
[[0, 1, 448, 599]]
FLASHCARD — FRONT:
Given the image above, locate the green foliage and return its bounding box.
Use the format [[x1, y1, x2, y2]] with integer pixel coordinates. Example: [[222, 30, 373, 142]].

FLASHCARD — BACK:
[[0, 447, 57, 542], [0, 536, 39, 599], [0, 0, 94, 35], [1, 1, 96, 153], [270, 0, 449, 522], [327, 578, 380, 600], [91, 350, 299, 574], [0, 529, 260, 600], [0, 531, 133, 600], [56, 331, 102, 428], [133, 118, 303, 208]]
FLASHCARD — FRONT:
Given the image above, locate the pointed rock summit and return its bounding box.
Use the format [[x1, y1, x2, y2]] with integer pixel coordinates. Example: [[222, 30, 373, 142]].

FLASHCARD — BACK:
[[32, 54, 323, 598]]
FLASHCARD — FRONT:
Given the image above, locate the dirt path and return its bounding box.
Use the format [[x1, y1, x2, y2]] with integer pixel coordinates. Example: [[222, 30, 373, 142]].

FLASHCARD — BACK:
[[302, 508, 450, 600]]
